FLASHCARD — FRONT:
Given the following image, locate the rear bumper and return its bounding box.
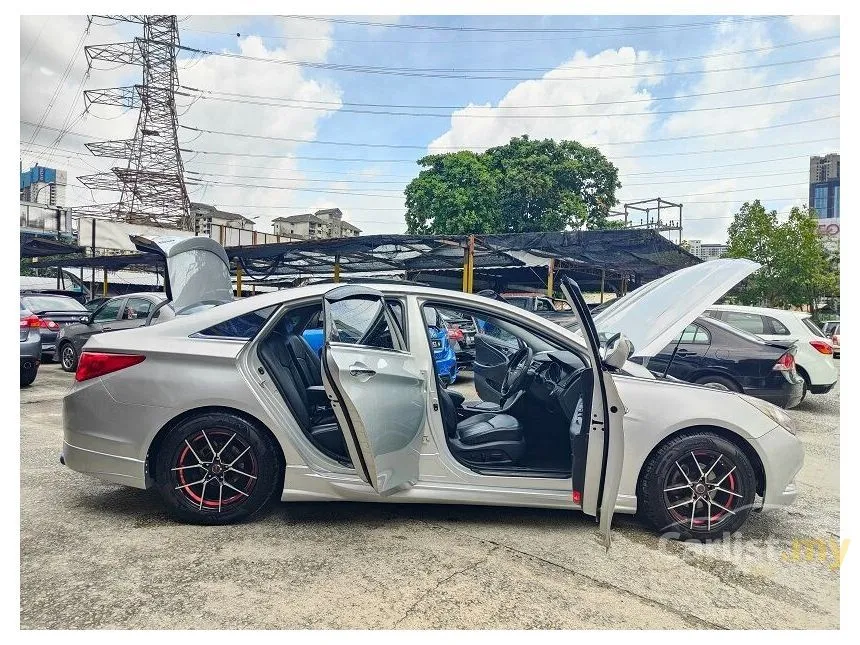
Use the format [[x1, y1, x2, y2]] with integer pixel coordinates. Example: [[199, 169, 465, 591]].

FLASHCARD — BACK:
[[810, 381, 836, 395], [747, 374, 805, 409], [61, 440, 147, 489]]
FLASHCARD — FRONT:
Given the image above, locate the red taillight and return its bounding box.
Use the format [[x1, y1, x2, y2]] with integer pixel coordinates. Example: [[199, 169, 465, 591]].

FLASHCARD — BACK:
[[75, 352, 145, 382], [40, 319, 59, 331], [572, 490, 582, 505], [21, 315, 42, 328], [810, 339, 834, 355], [447, 326, 464, 341], [773, 352, 796, 372]]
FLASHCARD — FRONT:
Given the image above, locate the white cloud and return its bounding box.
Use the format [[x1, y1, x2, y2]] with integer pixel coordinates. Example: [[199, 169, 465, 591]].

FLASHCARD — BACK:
[[788, 15, 839, 33]]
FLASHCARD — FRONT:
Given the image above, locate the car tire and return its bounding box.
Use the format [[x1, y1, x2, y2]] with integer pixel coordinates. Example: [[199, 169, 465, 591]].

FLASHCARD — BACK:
[[638, 431, 757, 541], [20, 363, 38, 387], [796, 367, 810, 403], [694, 374, 740, 392], [153, 412, 282, 525], [59, 342, 78, 372]]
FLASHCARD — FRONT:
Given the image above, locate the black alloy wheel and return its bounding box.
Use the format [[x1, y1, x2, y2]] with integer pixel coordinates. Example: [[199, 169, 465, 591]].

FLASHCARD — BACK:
[[153, 412, 281, 525], [639, 432, 756, 540]]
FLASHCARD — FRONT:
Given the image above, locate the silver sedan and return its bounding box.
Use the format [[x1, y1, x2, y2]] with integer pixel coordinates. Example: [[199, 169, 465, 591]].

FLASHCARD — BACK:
[[61, 236, 803, 544]]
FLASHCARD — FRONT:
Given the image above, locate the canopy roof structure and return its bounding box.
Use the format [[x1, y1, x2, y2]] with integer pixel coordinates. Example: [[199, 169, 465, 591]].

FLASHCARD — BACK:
[[30, 229, 699, 292], [20, 235, 85, 259]]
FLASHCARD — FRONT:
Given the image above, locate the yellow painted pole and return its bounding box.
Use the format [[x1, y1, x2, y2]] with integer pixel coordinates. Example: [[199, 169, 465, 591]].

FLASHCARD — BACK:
[[546, 258, 555, 298], [333, 254, 341, 283], [102, 268, 108, 296], [235, 263, 243, 298], [462, 235, 475, 293]]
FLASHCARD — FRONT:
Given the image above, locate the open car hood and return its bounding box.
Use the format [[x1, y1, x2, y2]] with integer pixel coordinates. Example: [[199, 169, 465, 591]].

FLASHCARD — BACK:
[[592, 258, 761, 358], [131, 234, 233, 314]]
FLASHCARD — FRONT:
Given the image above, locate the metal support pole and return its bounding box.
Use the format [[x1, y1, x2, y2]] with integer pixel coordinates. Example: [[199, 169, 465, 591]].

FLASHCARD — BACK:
[[333, 254, 341, 283], [546, 258, 555, 298], [679, 204, 683, 245], [462, 235, 475, 293], [600, 269, 606, 304], [90, 219, 96, 299], [56, 265, 61, 289], [235, 263, 243, 298], [103, 268, 108, 296]]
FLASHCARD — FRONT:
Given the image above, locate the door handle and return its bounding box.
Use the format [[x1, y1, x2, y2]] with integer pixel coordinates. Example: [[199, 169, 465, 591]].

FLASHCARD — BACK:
[[103, 326, 113, 331], [675, 348, 695, 356], [349, 363, 376, 378]]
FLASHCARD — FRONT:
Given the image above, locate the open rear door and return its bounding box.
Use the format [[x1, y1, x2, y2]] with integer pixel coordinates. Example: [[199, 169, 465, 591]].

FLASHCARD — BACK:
[[321, 286, 427, 494], [561, 277, 625, 548]]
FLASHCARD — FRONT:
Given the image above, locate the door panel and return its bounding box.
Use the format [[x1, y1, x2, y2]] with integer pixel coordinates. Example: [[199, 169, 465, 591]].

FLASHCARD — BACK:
[[322, 286, 427, 494], [473, 334, 513, 403], [561, 277, 625, 548]]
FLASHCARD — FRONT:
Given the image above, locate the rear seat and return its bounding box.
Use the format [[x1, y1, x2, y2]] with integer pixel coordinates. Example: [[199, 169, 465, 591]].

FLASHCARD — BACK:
[[258, 330, 349, 463]]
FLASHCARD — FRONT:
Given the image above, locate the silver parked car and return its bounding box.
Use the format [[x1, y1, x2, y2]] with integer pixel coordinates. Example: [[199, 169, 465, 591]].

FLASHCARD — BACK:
[[61, 238, 803, 544]]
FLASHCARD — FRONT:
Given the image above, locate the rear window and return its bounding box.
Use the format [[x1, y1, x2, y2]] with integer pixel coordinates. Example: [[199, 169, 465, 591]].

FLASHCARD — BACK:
[[722, 311, 765, 335], [801, 317, 827, 338], [21, 295, 86, 312], [197, 306, 277, 339]]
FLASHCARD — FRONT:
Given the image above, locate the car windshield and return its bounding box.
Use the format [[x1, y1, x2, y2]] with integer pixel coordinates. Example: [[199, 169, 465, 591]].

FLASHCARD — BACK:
[[21, 295, 86, 312]]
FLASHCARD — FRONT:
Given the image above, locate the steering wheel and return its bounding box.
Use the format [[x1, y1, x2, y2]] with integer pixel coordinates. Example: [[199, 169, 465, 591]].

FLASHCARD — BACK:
[[500, 344, 534, 401]]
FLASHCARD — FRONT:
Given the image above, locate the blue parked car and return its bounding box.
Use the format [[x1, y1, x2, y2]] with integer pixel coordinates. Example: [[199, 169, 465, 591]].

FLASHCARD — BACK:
[[299, 309, 458, 385]]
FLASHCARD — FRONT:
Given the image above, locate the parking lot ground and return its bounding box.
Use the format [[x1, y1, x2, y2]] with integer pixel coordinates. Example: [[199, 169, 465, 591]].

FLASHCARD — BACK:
[[21, 364, 840, 629]]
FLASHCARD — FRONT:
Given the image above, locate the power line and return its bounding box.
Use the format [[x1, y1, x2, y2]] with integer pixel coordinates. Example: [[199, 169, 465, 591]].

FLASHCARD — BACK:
[[180, 73, 838, 113], [177, 43, 838, 81], [179, 114, 839, 151], [181, 88, 838, 120], [282, 14, 784, 33]]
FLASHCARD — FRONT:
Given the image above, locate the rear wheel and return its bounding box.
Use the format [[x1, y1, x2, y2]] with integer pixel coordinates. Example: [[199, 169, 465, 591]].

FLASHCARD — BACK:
[[153, 412, 281, 525], [694, 374, 740, 392], [638, 432, 756, 541], [20, 362, 38, 387], [59, 342, 78, 372]]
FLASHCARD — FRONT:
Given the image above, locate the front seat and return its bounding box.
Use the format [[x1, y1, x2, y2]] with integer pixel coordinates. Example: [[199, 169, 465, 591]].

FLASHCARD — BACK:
[[436, 375, 525, 466]]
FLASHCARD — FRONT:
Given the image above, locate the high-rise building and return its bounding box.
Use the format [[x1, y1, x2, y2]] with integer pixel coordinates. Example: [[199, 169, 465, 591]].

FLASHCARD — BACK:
[[272, 208, 361, 239], [20, 165, 67, 207], [809, 153, 840, 220]]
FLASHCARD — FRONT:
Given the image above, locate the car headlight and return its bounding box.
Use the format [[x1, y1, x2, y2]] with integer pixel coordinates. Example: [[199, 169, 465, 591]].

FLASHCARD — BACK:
[[740, 394, 797, 435]]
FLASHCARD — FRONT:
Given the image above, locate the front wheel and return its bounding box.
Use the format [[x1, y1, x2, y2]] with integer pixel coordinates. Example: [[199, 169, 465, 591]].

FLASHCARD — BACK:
[[59, 342, 78, 372], [153, 412, 282, 525], [638, 432, 756, 541]]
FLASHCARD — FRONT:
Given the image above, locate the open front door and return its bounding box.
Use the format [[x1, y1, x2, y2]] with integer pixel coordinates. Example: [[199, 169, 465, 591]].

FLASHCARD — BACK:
[[321, 286, 427, 494], [561, 277, 625, 548]]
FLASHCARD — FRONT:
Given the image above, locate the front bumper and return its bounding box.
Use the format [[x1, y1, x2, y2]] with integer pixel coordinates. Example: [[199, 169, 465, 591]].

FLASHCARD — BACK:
[[756, 425, 804, 510]]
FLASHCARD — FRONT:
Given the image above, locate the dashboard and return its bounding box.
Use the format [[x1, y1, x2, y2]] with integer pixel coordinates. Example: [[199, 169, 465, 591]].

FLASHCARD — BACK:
[[527, 350, 588, 406]]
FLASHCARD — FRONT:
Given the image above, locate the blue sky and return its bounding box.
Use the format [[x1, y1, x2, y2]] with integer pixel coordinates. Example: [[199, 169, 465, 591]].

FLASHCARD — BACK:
[[20, 14, 840, 242]]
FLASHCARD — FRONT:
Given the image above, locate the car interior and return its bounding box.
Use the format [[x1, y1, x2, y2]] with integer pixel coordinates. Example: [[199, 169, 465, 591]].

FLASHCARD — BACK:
[[255, 297, 594, 479]]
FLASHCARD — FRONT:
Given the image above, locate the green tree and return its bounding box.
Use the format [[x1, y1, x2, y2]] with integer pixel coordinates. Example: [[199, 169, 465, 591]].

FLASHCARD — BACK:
[[404, 135, 620, 234], [726, 201, 835, 313], [404, 151, 500, 234]]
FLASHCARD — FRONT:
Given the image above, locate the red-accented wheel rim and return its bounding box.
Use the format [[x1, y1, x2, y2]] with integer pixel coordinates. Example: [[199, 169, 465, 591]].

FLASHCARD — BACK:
[[662, 449, 743, 532], [171, 429, 258, 512]]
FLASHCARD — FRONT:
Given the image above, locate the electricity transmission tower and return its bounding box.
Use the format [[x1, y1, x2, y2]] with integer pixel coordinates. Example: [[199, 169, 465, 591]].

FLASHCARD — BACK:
[[77, 15, 193, 230]]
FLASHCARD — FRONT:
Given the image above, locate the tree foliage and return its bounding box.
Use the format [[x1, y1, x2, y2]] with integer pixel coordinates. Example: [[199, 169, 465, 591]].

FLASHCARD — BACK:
[[405, 135, 620, 234], [725, 201, 837, 312]]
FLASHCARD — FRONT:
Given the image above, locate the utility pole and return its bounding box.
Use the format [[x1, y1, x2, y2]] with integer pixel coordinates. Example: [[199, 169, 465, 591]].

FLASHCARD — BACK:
[[76, 15, 192, 230]]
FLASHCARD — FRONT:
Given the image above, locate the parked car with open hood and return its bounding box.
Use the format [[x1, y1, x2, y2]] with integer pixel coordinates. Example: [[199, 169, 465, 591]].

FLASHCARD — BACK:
[[704, 305, 837, 400], [61, 250, 803, 544]]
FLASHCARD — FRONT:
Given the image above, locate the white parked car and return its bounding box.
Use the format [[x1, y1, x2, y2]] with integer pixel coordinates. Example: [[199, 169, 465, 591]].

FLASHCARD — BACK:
[[704, 305, 837, 399]]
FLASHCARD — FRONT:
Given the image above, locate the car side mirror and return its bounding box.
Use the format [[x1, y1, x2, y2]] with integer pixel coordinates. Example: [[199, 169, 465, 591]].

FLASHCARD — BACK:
[[80, 315, 92, 324], [602, 333, 633, 370]]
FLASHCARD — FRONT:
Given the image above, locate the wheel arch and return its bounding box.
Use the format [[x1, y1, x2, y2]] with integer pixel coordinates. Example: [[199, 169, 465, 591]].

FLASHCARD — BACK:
[[689, 369, 743, 391], [636, 424, 766, 499], [145, 405, 286, 485], [795, 364, 811, 386]]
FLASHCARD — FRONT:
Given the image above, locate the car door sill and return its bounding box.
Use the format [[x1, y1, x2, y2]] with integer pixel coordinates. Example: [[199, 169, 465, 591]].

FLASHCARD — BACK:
[[469, 466, 572, 479]]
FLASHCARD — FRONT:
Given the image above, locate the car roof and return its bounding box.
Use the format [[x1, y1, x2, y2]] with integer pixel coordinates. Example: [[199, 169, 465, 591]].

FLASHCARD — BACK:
[[707, 304, 809, 318]]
